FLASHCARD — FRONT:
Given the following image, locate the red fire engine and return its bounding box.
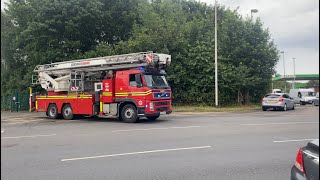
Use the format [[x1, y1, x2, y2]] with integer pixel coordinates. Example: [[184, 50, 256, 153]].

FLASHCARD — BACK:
[[30, 52, 172, 123]]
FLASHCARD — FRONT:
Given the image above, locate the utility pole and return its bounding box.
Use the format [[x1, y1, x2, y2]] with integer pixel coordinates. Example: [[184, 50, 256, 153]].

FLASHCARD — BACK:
[[280, 51, 286, 92], [215, 0, 218, 107], [292, 58, 296, 89]]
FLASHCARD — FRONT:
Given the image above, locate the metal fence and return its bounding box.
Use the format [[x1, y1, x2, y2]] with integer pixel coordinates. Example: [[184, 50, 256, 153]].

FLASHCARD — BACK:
[[1, 93, 29, 111]]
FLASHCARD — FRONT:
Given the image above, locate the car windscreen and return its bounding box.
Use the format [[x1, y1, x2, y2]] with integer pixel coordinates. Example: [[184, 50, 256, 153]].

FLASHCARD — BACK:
[[265, 94, 281, 98]]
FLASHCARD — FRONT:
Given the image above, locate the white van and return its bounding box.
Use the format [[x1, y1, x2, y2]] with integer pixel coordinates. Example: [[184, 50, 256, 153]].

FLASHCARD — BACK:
[[272, 89, 282, 93], [289, 89, 316, 105]]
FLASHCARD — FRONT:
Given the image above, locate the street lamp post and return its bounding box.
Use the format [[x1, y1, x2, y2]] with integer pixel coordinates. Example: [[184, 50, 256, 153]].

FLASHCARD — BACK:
[[280, 51, 286, 92], [292, 58, 296, 89], [215, 0, 218, 107], [251, 9, 258, 19]]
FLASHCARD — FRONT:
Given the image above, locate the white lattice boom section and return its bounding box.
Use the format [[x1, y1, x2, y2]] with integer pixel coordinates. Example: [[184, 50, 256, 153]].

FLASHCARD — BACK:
[[32, 52, 171, 92]]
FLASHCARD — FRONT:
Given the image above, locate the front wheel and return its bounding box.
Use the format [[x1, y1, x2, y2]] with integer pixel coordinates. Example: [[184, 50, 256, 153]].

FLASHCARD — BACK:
[[121, 104, 138, 123], [62, 104, 74, 120], [146, 115, 160, 121]]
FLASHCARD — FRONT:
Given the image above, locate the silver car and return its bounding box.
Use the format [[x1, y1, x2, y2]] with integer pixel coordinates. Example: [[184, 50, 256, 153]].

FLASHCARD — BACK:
[[262, 93, 295, 111]]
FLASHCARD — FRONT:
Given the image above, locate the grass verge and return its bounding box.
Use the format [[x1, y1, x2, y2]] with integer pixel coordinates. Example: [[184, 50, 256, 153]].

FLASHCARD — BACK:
[[173, 105, 260, 112]]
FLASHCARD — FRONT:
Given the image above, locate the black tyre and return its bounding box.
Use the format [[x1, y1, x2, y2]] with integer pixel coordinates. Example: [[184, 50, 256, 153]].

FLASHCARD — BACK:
[[300, 101, 305, 105], [262, 107, 267, 111], [292, 104, 295, 110], [146, 115, 160, 120], [62, 104, 74, 120], [121, 104, 138, 123], [47, 104, 58, 119]]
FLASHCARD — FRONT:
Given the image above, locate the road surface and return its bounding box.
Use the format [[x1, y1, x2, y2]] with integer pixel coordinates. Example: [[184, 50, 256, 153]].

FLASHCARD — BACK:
[[1, 106, 319, 180]]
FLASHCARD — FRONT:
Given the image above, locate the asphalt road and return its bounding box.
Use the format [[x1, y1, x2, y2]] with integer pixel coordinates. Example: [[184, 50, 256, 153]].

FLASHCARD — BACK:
[[1, 105, 319, 180]]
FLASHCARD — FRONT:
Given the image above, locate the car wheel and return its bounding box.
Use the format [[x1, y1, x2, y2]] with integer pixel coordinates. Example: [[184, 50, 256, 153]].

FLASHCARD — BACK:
[[282, 104, 287, 111], [312, 101, 315, 106], [146, 115, 160, 120], [121, 104, 138, 123], [62, 104, 74, 120], [47, 104, 58, 119], [262, 107, 267, 111], [292, 104, 295, 110], [300, 101, 305, 105]]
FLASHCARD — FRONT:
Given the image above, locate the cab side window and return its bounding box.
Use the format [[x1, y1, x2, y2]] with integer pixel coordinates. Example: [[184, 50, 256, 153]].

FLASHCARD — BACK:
[[129, 74, 142, 87], [129, 74, 136, 86]]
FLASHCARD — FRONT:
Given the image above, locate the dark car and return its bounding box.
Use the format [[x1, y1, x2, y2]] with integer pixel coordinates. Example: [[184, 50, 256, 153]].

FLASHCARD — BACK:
[[291, 139, 319, 180]]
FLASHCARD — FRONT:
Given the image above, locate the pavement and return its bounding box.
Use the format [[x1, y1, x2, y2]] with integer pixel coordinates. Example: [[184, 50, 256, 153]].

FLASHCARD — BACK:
[[1, 105, 319, 180]]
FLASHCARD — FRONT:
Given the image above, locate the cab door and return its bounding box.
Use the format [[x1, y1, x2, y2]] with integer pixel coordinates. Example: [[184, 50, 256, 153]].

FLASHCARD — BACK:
[[128, 73, 147, 108]]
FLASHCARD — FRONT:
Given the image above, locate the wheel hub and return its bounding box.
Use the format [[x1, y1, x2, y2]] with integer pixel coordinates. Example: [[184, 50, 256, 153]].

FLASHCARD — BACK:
[[125, 108, 134, 119], [50, 108, 56, 117], [64, 107, 71, 116]]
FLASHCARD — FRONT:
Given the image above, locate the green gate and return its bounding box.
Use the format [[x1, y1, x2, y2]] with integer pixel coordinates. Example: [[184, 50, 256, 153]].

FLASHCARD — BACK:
[[1, 93, 29, 111]]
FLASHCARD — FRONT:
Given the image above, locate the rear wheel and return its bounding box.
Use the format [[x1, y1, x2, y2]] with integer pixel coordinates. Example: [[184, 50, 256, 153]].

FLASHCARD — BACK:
[[146, 115, 160, 120], [47, 104, 58, 119], [62, 104, 74, 120], [121, 104, 138, 123], [282, 104, 287, 111]]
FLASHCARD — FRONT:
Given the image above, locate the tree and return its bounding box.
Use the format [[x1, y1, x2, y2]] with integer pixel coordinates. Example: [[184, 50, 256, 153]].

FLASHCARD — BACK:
[[1, 0, 280, 106]]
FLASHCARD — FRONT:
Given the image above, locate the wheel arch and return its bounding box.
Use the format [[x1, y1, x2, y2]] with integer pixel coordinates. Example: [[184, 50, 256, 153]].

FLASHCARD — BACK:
[[115, 98, 138, 115], [119, 101, 137, 115]]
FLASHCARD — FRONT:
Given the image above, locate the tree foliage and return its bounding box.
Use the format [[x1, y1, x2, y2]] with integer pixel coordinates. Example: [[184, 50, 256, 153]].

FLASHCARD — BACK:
[[1, 0, 279, 106]]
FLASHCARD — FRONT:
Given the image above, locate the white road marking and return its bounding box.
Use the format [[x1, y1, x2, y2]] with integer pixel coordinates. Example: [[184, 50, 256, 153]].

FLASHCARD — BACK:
[[1, 134, 56, 139], [273, 138, 319, 143], [241, 122, 319, 126], [61, 145, 212, 162], [112, 126, 202, 132]]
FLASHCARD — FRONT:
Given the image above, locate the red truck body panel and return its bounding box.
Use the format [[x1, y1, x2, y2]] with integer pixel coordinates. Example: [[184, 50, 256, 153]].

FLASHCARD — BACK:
[[36, 95, 95, 115], [35, 69, 172, 117]]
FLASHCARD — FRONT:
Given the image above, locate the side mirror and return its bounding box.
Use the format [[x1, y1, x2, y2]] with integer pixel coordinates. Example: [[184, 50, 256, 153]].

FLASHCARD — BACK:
[[135, 74, 142, 88]]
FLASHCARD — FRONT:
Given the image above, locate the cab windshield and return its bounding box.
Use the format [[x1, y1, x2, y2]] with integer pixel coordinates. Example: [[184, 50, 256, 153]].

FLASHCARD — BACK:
[[144, 74, 169, 89]]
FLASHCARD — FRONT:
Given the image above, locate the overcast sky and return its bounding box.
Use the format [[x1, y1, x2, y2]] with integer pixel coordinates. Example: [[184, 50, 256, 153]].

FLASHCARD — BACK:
[[1, 0, 319, 75], [201, 0, 319, 75]]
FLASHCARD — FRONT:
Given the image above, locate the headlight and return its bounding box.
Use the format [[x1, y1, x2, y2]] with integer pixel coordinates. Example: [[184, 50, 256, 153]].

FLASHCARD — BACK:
[[149, 102, 154, 111]]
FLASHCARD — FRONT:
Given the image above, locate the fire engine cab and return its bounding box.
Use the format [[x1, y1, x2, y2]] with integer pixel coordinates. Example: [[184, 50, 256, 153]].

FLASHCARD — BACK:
[[30, 52, 172, 123]]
